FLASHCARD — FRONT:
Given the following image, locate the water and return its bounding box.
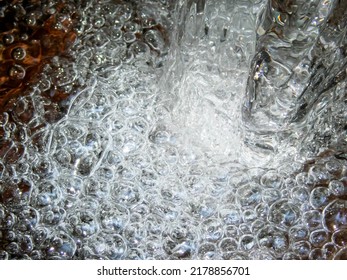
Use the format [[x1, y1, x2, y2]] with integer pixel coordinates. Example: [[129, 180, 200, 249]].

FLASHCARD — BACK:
[[0, 0, 346, 260]]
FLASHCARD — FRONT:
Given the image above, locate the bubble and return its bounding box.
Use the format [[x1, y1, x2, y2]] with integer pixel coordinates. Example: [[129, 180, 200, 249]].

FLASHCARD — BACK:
[[218, 237, 238, 252], [111, 181, 143, 207], [198, 242, 218, 260], [262, 188, 280, 204], [288, 226, 309, 242], [291, 187, 309, 203], [0, 250, 9, 260], [325, 159, 343, 175], [255, 203, 270, 219], [329, 180, 347, 198], [127, 248, 145, 260], [0, 179, 31, 207], [3, 34, 14, 45], [219, 208, 242, 225], [308, 165, 330, 184], [260, 170, 282, 188], [16, 206, 39, 232], [40, 205, 66, 226], [68, 210, 99, 238], [117, 3, 133, 22], [242, 208, 257, 223], [323, 200, 347, 232], [171, 241, 195, 259], [30, 250, 43, 260], [9, 64, 26, 80], [240, 235, 255, 251], [309, 248, 325, 260], [302, 210, 322, 229], [87, 233, 127, 260], [282, 252, 301, 260], [129, 41, 151, 60], [145, 30, 165, 52], [138, 7, 157, 28], [32, 227, 49, 246], [124, 21, 139, 33], [60, 174, 83, 197], [236, 184, 262, 207], [11, 47, 26, 61], [310, 186, 331, 209], [19, 235, 33, 254], [110, 28, 123, 41], [322, 242, 337, 259], [99, 202, 129, 233], [45, 231, 77, 260], [334, 247, 347, 260], [332, 229, 347, 247], [26, 14, 37, 26], [249, 249, 276, 260], [121, 32, 135, 44], [268, 200, 300, 227], [93, 16, 105, 28], [201, 218, 224, 242], [309, 229, 329, 247], [295, 172, 310, 186], [256, 225, 288, 255], [292, 241, 311, 259], [5, 242, 20, 255]]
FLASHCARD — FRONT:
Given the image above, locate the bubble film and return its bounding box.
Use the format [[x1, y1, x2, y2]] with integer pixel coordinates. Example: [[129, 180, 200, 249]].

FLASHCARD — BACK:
[[0, 0, 346, 260]]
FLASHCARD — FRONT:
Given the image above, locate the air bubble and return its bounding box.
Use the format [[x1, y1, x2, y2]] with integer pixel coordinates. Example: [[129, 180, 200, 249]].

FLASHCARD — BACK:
[[282, 252, 301, 260], [111, 28, 123, 41], [40, 205, 66, 225], [218, 207, 241, 226], [302, 210, 322, 229], [329, 180, 347, 198], [256, 225, 288, 255], [240, 235, 255, 251], [99, 202, 129, 233], [130, 41, 151, 59], [19, 235, 34, 254], [323, 242, 337, 259], [288, 226, 309, 244], [325, 159, 343, 175], [123, 33, 137, 45], [292, 241, 311, 259], [3, 34, 14, 45], [333, 247, 347, 260], [236, 184, 262, 207], [124, 21, 139, 33], [198, 242, 218, 260], [145, 30, 165, 52], [93, 16, 105, 28], [323, 200, 347, 232], [45, 231, 77, 260], [260, 170, 282, 188], [309, 248, 325, 260], [308, 165, 330, 184], [309, 229, 329, 247], [332, 229, 347, 247], [87, 233, 127, 260], [310, 187, 331, 209], [0, 250, 9, 260], [5, 242, 20, 255], [12, 47, 26, 60], [262, 188, 280, 203], [9, 64, 26, 80], [268, 200, 300, 227], [291, 187, 309, 203]]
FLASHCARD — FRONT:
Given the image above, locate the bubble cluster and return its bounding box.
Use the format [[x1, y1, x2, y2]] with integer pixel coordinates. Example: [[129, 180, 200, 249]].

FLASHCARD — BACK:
[[1, 0, 347, 260]]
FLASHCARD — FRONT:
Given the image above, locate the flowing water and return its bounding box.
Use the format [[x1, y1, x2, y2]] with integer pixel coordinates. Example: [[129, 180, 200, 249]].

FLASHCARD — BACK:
[[0, 0, 346, 260]]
